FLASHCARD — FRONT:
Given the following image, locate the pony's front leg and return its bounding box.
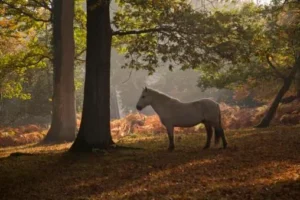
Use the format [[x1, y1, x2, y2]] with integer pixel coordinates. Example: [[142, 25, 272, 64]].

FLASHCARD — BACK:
[[166, 125, 175, 151]]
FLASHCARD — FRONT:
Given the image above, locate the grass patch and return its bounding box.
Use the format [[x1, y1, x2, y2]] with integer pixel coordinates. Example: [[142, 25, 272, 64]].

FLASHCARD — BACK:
[[0, 126, 300, 200]]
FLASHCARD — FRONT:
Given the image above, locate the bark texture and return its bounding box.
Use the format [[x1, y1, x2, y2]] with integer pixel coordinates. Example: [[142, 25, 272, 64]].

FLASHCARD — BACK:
[[70, 0, 114, 152], [44, 0, 76, 142]]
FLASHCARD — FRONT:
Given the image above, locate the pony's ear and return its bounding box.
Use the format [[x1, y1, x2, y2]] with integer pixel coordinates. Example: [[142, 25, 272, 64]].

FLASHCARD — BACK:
[[145, 87, 148, 91]]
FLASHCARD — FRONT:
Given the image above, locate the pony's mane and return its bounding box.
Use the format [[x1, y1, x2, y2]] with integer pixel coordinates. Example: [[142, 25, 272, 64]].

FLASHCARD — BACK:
[[147, 88, 180, 102]]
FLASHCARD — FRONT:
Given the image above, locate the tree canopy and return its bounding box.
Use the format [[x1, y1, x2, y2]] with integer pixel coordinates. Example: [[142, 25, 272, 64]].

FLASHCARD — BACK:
[[0, 0, 86, 100], [112, 0, 299, 102]]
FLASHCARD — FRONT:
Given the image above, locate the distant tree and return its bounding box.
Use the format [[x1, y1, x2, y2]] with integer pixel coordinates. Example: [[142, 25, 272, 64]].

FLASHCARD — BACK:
[[0, 0, 86, 138], [194, 2, 300, 127], [256, 1, 300, 127], [44, 0, 76, 142]]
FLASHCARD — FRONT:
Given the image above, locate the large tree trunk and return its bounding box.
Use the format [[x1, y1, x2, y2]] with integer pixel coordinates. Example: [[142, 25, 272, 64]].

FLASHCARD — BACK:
[[256, 55, 300, 128], [44, 0, 76, 142], [70, 1, 114, 152]]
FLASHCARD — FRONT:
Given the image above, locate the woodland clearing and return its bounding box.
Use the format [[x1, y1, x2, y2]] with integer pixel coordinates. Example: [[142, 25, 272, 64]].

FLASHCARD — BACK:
[[0, 126, 299, 200]]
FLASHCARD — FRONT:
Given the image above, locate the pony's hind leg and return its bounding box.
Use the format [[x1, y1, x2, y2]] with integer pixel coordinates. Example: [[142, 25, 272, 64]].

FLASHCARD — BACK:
[[166, 125, 175, 151], [215, 128, 227, 149], [203, 123, 213, 149], [220, 128, 228, 149]]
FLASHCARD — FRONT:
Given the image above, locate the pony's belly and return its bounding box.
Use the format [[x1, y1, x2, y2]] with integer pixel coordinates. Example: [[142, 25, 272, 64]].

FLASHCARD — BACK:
[[171, 116, 204, 127], [173, 121, 202, 128]]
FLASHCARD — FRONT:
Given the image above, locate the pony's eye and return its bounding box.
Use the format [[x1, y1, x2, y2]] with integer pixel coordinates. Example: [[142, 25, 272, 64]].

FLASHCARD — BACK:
[[142, 95, 145, 98]]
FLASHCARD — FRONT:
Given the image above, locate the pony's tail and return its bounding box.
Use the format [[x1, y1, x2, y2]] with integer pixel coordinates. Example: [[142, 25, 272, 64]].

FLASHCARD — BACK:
[[214, 108, 222, 145]]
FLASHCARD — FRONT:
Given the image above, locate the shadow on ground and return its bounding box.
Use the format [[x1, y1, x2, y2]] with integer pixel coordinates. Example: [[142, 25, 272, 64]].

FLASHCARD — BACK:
[[0, 126, 299, 200]]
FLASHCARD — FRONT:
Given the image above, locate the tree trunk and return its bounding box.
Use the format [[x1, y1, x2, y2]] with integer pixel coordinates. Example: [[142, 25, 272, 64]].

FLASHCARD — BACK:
[[256, 55, 300, 128], [255, 79, 292, 128], [70, 1, 114, 152], [44, 0, 76, 142]]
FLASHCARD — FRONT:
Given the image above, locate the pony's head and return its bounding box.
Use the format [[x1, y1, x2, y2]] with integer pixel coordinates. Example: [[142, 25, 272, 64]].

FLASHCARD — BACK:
[[136, 87, 153, 111]]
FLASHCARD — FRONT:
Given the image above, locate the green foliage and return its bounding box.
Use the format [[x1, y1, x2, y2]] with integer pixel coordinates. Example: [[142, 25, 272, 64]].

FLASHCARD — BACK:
[[113, 0, 193, 74], [74, 0, 87, 61], [0, 0, 86, 122], [196, 2, 300, 96], [0, 39, 49, 99], [112, 0, 299, 102], [112, 1, 264, 76], [199, 3, 299, 101], [0, 0, 51, 99], [0, 0, 86, 101], [73, 0, 87, 112]]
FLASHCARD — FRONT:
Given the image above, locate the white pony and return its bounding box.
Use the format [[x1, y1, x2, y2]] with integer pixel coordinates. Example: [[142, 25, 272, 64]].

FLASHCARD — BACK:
[[136, 87, 227, 151]]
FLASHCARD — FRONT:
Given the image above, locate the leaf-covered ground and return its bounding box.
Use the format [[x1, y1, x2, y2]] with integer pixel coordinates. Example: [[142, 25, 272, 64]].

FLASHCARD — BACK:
[[0, 126, 299, 200]]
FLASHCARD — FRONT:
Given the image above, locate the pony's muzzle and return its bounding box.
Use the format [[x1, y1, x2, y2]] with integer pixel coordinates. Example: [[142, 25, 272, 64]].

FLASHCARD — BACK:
[[136, 105, 142, 111]]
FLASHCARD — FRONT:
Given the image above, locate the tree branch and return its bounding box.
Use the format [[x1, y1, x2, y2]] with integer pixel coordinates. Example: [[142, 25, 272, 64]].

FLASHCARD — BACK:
[[29, 0, 52, 12], [75, 58, 86, 63], [21, 53, 51, 63], [112, 27, 173, 36], [122, 69, 133, 84], [2, 1, 51, 23], [75, 48, 86, 60], [266, 55, 286, 79], [0, 54, 50, 82], [26, 55, 49, 66]]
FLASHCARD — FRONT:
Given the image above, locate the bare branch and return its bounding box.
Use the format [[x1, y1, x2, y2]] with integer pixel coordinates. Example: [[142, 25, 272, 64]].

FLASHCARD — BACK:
[[266, 55, 286, 79], [75, 48, 86, 60], [112, 27, 173, 36], [2, 1, 51, 23], [75, 58, 86, 63], [122, 70, 133, 84]]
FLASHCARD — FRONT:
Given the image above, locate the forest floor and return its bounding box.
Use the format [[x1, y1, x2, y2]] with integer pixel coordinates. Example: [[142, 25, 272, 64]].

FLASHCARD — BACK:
[[0, 126, 299, 200]]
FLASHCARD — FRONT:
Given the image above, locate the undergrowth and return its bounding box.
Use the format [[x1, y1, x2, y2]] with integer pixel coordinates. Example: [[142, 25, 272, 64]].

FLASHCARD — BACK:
[[1, 101, 300, 147]]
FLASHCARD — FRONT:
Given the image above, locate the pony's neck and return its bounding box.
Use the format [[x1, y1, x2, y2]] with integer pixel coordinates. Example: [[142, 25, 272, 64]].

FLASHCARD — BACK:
[[149, 90, 177, 116]]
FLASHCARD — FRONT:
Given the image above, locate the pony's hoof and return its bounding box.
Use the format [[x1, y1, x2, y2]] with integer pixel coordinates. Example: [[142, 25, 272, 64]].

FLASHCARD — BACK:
[[168, 146, 174, 152]]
